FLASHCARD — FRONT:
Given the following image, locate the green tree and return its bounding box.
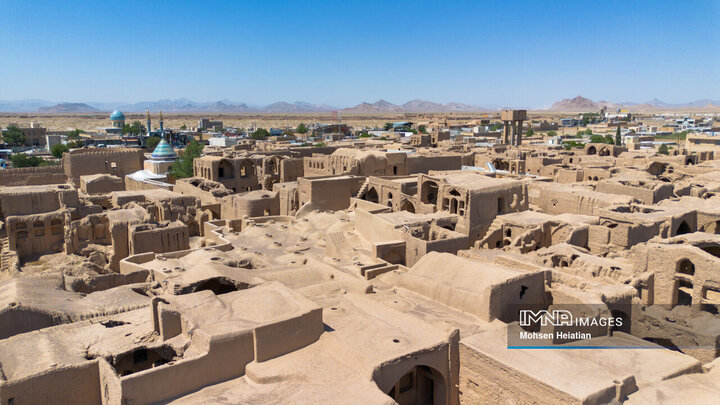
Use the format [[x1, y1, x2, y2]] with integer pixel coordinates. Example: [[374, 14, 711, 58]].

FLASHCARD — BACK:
[[170, 141, 204, 178], [489, 123, 503, 131], [179, 124, 187, 130], [418, 125, 427, 134], [525, 128, 534, 137], [547, 130, 557, 137], [313, 142, 327, 147], [144, 136, 162, 150], [604, 135, 614, 144], [250, 128, 270, 140], [590, 134, 606, 143], [51, 143, 70, 158], [3, 125, 26, 146], [615, 126, 622, 146], [358, 132, 371, 138], [10, 153, 54, 167], [122, 121, 146, 136], [383, 122, 393, 131], [658, 144, 669, 155], [282, 129, 295, 138], [296, 123, 309, 134], [68, 129, 82, 139]]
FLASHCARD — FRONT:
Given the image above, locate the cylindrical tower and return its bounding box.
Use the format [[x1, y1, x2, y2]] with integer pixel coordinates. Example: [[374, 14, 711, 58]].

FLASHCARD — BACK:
[[146, 108, 152, 136]]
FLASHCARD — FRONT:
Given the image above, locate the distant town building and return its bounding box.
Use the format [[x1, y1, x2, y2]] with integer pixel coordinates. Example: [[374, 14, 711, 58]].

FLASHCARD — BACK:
[[1, 122, 47, 147], [198, 118, 223, 131]]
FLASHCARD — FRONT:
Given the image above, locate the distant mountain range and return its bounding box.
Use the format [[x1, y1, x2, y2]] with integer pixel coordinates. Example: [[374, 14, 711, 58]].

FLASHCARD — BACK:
[[0, 96, 717, 113], [340, 99, 493, 113], [0, 99, 339, 114], [548, 95, 720, 112], [37, 103, 100, 113]]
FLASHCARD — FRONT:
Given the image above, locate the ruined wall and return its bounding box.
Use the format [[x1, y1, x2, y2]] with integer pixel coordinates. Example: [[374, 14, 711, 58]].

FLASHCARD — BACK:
[[221, 192, 280, 219], [6, 211, 67, 259], [596, 181, 674, 205], [459, 342, 579, 405], [124, 176, 173, 191], [0, 185, 78, 218], [273, 182, 299, 216], [80, 175, 125, 194], [280, 157, 304, 182], [129, 222, 190, 255], [0, 166, 67, 187], [0, 361, 102, 405], [63, 148, 145, 185], [406, 154, 462, 175], [297, 176, 364, 213]]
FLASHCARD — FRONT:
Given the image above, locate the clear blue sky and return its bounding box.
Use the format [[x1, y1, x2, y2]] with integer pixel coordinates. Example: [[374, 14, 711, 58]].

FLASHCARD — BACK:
[[1, 0, 718, 108]]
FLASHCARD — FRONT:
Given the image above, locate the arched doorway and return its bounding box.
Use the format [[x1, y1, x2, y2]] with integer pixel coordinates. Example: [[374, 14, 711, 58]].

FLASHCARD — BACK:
[[421, 181, 439, 205], [677, 259, 695, 276], [610, 310, 631, 333], [400, 200, 415, 213], [676, 221, 692, 235], [366, 187, 379, 203], [587, 146, 597, 155], [239, 159, 255, 177], [674, 259, 695, 307], [384, 365, 446, 405], [218, 159, 234, 180]]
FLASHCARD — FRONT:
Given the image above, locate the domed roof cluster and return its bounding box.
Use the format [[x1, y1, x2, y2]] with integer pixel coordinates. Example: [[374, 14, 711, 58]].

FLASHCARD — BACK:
[[150, 138, 177, 161], [110, 109, 125, 121]]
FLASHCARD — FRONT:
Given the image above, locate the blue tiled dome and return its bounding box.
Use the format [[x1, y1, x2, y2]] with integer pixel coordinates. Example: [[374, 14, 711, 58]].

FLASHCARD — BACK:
[[110, 109, 125, 121], [151, 138, 177, 160]]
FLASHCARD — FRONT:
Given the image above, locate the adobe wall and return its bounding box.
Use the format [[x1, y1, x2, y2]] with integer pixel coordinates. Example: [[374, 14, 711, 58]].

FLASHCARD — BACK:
[[629, 243, 720, 306], [129, 222, 190, 255], [459, 342, 580, 405], [220, 192, 280, 219], [273, 182, 299, 216], [112, 333, 255, 405], [66, 213, 112, 255], [0, 185, 78, 218], [173, 178, 232, 206], [530, 183, 635, 216], [80, 175, 125, 194], [63, 148, 145, 185], [279, 157, 304, 182], [354, 209, 404, 244], [0, 166, 67, 187], [405, 231, 470, 267], [406, 155, 462, 174], [297, 176, 364, 212], [124, 176, 173, 192], [0, 362, 102, 405], [596, 181, 674, 204], [463, 182, 528, 242]]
